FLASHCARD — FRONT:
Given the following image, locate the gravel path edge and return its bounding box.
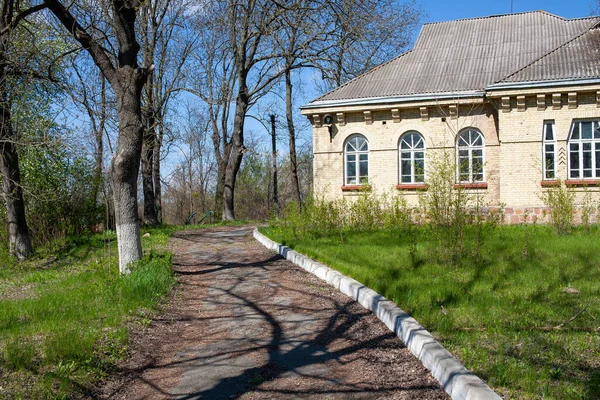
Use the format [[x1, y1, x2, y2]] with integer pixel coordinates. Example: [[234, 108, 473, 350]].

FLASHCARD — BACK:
[[253, 228, 501, 400]]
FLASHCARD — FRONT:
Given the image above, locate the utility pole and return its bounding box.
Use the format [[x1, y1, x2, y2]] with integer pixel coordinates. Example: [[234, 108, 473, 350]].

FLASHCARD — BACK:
[[270, 114, 278, 215]]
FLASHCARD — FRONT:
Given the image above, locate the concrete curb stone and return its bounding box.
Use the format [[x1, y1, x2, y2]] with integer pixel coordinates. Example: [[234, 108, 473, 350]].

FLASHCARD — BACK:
[[253, 228, 501, 400]]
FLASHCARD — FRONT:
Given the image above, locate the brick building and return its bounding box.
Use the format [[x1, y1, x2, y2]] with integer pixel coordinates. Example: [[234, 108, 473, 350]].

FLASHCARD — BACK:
[[301, 11, 600, 221]]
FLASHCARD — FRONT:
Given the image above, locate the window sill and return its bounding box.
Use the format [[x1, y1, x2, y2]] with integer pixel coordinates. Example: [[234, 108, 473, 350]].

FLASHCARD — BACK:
[[454, 182, 488, 189], [341, 185, 372, 192], [565, 179, 600, 187], [541, 180, 560, 187], [396, 183, 428, 191]]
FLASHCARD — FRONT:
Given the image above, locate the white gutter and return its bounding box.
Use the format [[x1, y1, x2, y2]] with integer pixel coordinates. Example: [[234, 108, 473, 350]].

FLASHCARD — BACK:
[[486, 77, 600, 90], [300, 91, 485, 110]]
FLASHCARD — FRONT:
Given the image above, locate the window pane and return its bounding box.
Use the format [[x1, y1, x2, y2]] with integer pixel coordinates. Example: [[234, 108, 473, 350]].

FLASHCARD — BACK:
[[584, 148, 592, 169], [472, 149, 483, 158], [359, 161, 368, 180], [473, 158, 483, 175], [581, 122, 593, 139], [459, 157, 469, 175], [545, 152, 554, 178], [415, 159, 425, 176], [571, 123, 580, 139], [595, 122, 600, 139], [415, 152, 424, 160], [401, 160, 411, 176], [359, 153, 368, 162], [473, 173, 483, 182], [545, 122, 554, 141], [347, 160, 356, 183], [415, 174, 425, 183], [570, 151, 579, 177], [401, 151, 411, 160], [347, 154, 355, 162], [472, 132, 482, 146]]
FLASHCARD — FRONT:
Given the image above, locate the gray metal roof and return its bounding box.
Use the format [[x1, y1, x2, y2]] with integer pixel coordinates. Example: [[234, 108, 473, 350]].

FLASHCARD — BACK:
[[498, 27, 600, 83], [312, 11, 599, 104]]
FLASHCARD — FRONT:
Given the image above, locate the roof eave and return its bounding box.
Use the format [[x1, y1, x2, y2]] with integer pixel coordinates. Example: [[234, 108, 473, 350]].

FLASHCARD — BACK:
[[300, 91, 485, 111], [486, 77, 600, 91]]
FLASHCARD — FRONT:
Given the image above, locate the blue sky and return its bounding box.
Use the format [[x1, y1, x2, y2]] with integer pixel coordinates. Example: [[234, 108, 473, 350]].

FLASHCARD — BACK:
[[421, 0, 596, 23], [186, 1, 600, 172]]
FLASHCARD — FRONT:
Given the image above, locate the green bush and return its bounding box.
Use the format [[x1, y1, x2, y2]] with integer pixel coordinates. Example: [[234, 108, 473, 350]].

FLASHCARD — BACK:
[[541, 180, 575, 234]]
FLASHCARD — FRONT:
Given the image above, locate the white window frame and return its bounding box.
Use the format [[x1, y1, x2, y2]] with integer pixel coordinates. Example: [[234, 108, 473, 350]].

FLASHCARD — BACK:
[[542, 120, 556, 180], [344, 134, 369, 185], [567, 120, 600, 179], [399, 131, 425, 184], [456, 128, 485, 183]]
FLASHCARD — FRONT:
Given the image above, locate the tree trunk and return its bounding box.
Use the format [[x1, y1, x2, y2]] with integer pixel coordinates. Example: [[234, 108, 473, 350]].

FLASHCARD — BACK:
[[222, 87, 248, 221], [141, 82, 158, 226], [214, 159, 226, 219], [0, 1, 32, 260], [111, 67, 144, 273], [285, 69, 302, 207], [91, 75, 106, 206], [141, 136, 158, 226], [0, 116, 32, 261], [153, 127, 162, 224]]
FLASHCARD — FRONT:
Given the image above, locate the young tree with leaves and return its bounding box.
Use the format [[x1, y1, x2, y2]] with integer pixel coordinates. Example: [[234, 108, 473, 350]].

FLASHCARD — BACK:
[[0, 0, 49, 260]]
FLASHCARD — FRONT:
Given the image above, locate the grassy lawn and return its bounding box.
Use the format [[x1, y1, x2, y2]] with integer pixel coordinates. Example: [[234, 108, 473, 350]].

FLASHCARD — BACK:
[[0, 225, 183, 399], [263, 224, 600, 399]]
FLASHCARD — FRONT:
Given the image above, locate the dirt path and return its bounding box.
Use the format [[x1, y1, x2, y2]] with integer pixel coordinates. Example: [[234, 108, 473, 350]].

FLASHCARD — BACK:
[[100, 226, 449, 400]]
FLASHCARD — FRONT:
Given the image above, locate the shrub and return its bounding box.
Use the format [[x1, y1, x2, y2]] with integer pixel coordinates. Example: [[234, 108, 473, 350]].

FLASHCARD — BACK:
[[541, 180, 575, 235]]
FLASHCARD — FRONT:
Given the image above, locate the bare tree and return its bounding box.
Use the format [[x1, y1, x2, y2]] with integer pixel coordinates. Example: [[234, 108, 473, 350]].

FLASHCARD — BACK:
[[188, 1, 235, 220], [321, 0, 421, 88], [65, 57, 114, 208], [45, 0, 152, 273], [222, 0, 288, 220], [139, 0, 195, 226], [272, 1, 331, 207]]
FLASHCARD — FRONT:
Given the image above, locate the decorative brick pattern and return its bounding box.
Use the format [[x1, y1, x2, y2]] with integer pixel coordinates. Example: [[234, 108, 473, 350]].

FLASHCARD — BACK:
[[537, 94, 546, 110]]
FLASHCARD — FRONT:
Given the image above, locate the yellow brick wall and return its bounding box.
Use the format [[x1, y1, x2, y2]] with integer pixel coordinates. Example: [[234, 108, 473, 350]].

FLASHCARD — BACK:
[[313, 104, 500, 206], [310, 89, 600, 215], [497, 91, 600, 208]]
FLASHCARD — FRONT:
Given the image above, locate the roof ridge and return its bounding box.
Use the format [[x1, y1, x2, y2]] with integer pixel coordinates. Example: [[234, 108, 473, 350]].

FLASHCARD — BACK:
[[420, 10, 562, 27], [495, 26, 597, 84], [311, 49, 414, 103]]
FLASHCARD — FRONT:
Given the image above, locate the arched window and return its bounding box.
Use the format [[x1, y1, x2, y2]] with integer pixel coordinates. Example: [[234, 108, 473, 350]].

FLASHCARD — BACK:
[[345, 135, 369, 185], [399, 131, 425, 183], [457, 128, 484, 182], [568, 120, 600, 179]]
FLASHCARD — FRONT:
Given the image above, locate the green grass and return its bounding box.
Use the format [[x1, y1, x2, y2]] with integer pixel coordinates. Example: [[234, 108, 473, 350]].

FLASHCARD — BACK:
[[262, 224, 600, 399], [0, 226, 177, 399]]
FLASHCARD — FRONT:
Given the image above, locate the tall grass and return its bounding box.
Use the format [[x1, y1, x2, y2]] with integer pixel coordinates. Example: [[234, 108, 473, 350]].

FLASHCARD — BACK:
[[0, 229, 175, 399], [265, 193, 600, 399]]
